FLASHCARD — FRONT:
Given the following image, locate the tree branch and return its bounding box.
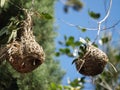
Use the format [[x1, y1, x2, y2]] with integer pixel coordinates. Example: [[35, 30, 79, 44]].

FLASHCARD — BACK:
[[58, 18, 120, 31], [93, 0, 112, 43]]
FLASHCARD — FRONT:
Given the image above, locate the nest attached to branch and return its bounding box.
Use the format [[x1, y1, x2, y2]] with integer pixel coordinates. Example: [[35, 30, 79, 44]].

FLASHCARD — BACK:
[[75, 44, 108, 76], [5, 10, 45, 73]]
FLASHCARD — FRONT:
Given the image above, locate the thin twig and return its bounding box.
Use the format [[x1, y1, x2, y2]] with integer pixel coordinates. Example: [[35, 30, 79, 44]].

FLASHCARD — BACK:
[[93, 0, 112, 43], [59, 18, 98, 30], [31, 0, 35, 11], [108, 62, 117, 73], [96, 76, 113, 90], [58, 18, 120, 31], [103, 19, 120, 30]]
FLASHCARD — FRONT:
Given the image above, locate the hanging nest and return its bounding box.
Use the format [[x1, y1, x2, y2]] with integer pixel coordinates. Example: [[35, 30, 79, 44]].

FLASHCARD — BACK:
[[74, 44, 108, 76], [5, 10, 45, 73]]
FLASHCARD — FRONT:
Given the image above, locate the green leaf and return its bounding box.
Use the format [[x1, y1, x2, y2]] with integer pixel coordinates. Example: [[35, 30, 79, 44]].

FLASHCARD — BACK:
[[41, 12, 53, 19], [69, 78, 85, 88], [0, 27, 9, 37], [74, 41, 81, 46], [57, 85, 63, 90], [69, 79, 80, 87], [85, 37, 90, 42], [59, 48, 70, 54], [80, 77, 85, 83], [0, 0, 6, 7], [58, 41, 64, 45], [69, 36, 74, 42], [101, 37, 109, 44], [93, 43, 98, 47], [88, 10, 100, 19], [55, 52, 60, 57], [63, 86, 71, 89], [66, 36, 74, 46], [50, 83, 57, 90], [81, 28, 86, 32], [65, 48, 70, 54], [59, 48, 65, 53]]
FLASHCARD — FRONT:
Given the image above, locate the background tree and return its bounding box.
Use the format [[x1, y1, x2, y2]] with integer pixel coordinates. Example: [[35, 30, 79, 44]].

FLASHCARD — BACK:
[[0, 0, 65, 90]]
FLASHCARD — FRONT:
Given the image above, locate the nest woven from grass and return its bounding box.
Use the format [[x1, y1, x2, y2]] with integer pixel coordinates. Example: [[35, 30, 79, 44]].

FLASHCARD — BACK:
[[5, 10, 45, 73], [75, 44, 108, 76]]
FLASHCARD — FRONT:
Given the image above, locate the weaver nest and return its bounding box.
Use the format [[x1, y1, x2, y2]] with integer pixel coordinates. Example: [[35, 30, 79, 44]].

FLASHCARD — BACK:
[[72, 44, 108, 76], [4, 10, 45, 73]]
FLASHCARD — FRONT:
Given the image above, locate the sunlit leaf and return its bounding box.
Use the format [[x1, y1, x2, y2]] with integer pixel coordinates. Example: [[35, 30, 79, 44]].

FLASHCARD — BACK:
[[88, 10, 100, 19], [69, 79, 81, 87], [63, 86, 70, 89], [57, 85, 63, 90], [0, 0, 5, 7], [41, 12, 53, 19], [50, 83, 57, 90], [69, 36, 74, 42], [66, 36, 74, 46]]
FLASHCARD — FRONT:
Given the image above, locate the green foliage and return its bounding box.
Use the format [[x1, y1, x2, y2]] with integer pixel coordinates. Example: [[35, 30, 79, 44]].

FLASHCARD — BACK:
[[55, 36, 82, 57], [35, 11, 53, 20], [69, 77, 85, 88], [88, 10, 100, 19], [48, 77, 85, 90], [81, 28, 86, 32], [0, 0, 65, 90], [65, 36, 74, 47], [0, 17, 21, 43], [48, 83, 63, 90], [40, 12, 53, 19]]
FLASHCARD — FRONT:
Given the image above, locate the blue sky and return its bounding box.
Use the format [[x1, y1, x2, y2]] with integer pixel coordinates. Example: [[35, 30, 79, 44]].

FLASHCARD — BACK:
[[54, 0, 120, 89]]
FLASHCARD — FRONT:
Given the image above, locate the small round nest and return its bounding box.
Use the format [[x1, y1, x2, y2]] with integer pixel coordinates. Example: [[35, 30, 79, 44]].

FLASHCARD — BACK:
[[5, 10, 45, 73], [6, 41, 45, 73], [75, 45, 108, 76]]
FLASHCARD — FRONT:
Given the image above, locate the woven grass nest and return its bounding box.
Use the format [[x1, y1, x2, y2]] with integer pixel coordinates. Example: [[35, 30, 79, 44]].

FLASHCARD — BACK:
[[73, 44, 108, 76], [4, 10, 45, 73]]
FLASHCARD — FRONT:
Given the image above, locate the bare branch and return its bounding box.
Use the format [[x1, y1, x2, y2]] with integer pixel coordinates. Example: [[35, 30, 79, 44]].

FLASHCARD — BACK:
[[103, 19, 120, 30], [58, 18, 120, 31], [99, 0, 112, 24], [58, 18, 98, 30], [94, 0, 112, 43]]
